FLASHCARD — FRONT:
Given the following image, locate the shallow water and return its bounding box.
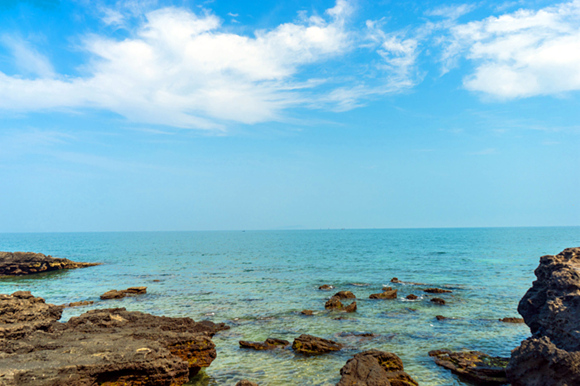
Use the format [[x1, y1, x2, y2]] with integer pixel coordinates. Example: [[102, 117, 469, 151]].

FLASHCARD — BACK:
[[1, 227, 579, 385]]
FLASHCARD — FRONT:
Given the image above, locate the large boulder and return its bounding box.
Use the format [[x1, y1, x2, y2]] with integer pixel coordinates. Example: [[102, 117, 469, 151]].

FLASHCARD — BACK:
[[0, 292, 217, 386], [507, 247, 580, 386], [429, 350, 508, 385], [0, 252, 99, 276], [292, 334, 342, 355], [337, 349, 418, 386]]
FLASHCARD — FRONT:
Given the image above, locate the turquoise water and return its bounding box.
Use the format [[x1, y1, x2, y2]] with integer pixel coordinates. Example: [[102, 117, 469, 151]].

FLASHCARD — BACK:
[[1, 227, 579, 385]]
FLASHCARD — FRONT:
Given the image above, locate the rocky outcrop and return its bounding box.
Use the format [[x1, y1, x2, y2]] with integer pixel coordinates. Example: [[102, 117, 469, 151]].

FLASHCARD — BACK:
[[0, 252, 99, 276], [423, 288, 452, 293], [292, 334, 342, 355], [507, 247, 580, 386], [325, 295, 356, 312], [239, 338, 290, 350], [344, 301, 357, 313], [429, 350, 508, 385], [0, 291, 216, 386], [100, 286, 147, 300], [337, 349, 419, 386]]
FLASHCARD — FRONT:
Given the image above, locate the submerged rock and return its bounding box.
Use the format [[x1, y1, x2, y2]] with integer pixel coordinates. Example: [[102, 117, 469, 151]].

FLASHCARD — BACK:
[[369, 289, 397, 299], [435, 315, 447, 321], [0, 291, 216, 386], [430, 298, 445, 305], [301, 310, 314, 316], [333, 291, 356, 299], [292, 334, 342, 355], [239, 338, 290, 350], [429, 350, 508, 385], [319, 284, 334, 290], [499, 317, 524, 324], [0, 251, 99, 276], [423, 288, 452, 293], [337, 349, 419, 386], [507, 247, 580, 386], [100, 287, 147, 300], [198, 320, 231, 333], [406, 294, 418, 300], [390, 277, 400, 283]]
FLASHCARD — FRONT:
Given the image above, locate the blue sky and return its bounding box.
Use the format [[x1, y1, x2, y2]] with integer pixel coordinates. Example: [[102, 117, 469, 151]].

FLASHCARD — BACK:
[[0, 0, 578, 232]]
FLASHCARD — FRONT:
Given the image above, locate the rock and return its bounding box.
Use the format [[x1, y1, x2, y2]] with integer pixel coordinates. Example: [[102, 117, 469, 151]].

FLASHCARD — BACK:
[[423, 288, 452, 293], [435, 315, 447, 320], [344, 301, 357, 313], [0, 251, 99, 276], [0, 292, 216, 386], [333, 291, 356, 299], [507, 247, 580, 386], [406, 294, 418, 300], [236, 380, 258, 386], [499, 317, 524, 323], [301, 310, 314, 316], [292, 334, 342, 355], [337, 349, 419, 386], [198, 320, 231, 333], [325, 296, 344, 310], [429, 350, 508, 385], [65, 300, 94, 308], [153, 279, 161, 282], [239, 338, 290, 350], [391, 277, 400, 283], [369, 289, 397, 299], [319, 284, 334, 290], [100, 287, 147, 300], [430, 297, 445, 305], [382, 286, 392, 291]]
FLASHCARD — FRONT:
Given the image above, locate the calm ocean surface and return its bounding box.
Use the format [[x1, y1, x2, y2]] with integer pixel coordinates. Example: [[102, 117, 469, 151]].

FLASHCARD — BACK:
[[1, 227, 579, 385]]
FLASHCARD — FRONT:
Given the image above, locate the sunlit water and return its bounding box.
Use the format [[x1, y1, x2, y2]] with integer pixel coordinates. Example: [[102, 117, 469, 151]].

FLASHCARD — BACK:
[[1, 228, 579, 385]]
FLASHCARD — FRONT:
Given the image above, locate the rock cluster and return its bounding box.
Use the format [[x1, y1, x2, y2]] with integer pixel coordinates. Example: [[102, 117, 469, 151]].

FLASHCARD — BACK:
[[0, 251, 99, 276], [429, 350, 508, 385], [337, 349, 418, 386], [507, 247, 580, 386], [0, 291, 217, 386]]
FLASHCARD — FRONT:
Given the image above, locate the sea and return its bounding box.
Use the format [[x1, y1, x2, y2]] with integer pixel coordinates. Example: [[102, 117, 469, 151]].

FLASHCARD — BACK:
[[1, 227, 579, 385]]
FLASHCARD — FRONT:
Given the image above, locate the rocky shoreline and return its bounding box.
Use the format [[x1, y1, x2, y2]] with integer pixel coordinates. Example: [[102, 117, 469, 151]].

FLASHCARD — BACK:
[[1, 248, 578, 385]]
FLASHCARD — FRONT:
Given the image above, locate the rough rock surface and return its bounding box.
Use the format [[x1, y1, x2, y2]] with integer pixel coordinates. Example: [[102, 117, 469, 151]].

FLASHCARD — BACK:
[[344, 301, 357, 313], [0, 291, 217, 386], [292, 334, 343, 355], [429, 350, 508, 385], [337, 349, 419, 386], [239, 338, 290, 350], [100, 286, 147, 300], [0, 251, 99, 276], [507, 247, 580, 386], [326, 296, 344, 310], [370, 289, 397, 299], [423, 288, 452, 294]]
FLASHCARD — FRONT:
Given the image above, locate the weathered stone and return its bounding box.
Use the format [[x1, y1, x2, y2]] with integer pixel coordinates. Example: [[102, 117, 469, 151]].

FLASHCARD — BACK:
[[344, 301, 357, 313], [430, 298, 445, 305], [382, 286, 393, 291], [499, 317, 524, 323], [325, 296, 344, 310], [337, 349, 419, 386], [507, 247, 580, 386], [406, 294, 418, 300], [239, 338, 290, 350], [125, 286, 147, 294], [423, 288, 452, 293], [333, 291, 356, 299], [429, 350, 508, 385], [292, 334, 342, 355], [370, 289, 397, 299], [0, 251, 99, 276], [0, 292, 216, 386], [319, 284, 334, 290]]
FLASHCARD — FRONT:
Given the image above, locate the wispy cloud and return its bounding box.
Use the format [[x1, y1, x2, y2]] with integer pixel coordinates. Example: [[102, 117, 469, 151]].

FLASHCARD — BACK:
[[0, 35, 55, 78]]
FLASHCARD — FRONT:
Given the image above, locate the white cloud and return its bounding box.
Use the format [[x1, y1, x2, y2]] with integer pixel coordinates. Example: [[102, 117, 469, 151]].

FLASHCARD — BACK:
[[444, 0, 580, 98], [0, 2, 355, 129], [0, 36, 55, 78]]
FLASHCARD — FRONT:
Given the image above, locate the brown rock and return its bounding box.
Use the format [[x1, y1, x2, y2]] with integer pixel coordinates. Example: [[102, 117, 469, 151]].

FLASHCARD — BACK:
[[337, 349, 419, 386], [66, 300, 94, 308], [406, 294, 418, 300], [0, 291, 62, 339], [424, 288, 452, 293], [198, 320, 231, 333], [319, 284, 334, 290], [429, 350, 508, 385], [369, 289, 397, 299], [236, 381, 258, 386], [499, 317, 524, 323], [333, 291, 356, 299], [292, 334, 342, 355], [100, 287, 147, 300], [430, 298, 445, 305], [0, 251, 100, 276], [325, 296, 344, 310], [125, 286, 147, 294], [390, 277, 400, 283], [344, 301, 357, 313], [435, 315, 447, 321], [301, 310, 314, 316], [239, 338, 290, 350]]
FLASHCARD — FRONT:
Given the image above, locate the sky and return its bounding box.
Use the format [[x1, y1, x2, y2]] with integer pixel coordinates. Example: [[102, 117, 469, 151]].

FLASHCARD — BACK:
[[0, 0, 579, 232]]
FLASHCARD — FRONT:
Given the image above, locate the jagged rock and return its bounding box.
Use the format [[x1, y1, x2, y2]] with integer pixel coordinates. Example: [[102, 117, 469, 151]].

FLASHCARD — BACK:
[[0, 292, 216, 386], [429, 350, 508, 385], [430, 298, 445, 305], [406, 294, 418, 300], [337, 349, 419, 386], [292, 334, 342, 355], [64, 300, 94, 308], [334, 291, 356, 299], [301, 310, 314, 316], [319, 284, 334, 290], [344, 301, 357, 313], [507, 247, 580, 386], [0, 251, 99, 276], [499, 317, 524, 323], [423, 288, 452, 293], [325, 296, 344, 310], [369, 289, 397, 299], [100, 287, 147, 300], [236, 380, 258, 386], [239, 338, 290, 350]]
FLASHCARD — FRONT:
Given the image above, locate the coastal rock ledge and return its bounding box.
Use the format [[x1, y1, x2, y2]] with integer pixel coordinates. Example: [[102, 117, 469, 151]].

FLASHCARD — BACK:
[[0, 251, 99, 276], [0, 291, 217, 386], [507, 247, 580, 386]]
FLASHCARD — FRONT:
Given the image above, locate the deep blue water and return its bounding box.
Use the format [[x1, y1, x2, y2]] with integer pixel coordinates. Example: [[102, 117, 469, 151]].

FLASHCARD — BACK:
[[1, 227, 579, 385]]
